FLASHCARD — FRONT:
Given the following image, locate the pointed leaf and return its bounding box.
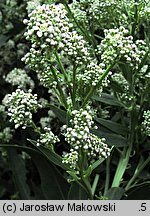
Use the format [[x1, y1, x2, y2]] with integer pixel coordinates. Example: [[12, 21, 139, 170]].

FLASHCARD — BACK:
[[92, 93, 124, 106], [28, 139, 70, 170], [0, 144, 69, 199], [92, 129, 128, 147], [95, 118, 129, 136], [7, 149, 30, 199]]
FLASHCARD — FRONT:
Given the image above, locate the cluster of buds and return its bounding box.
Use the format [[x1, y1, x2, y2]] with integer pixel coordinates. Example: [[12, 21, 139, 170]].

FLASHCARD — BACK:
[[142, 110, 150, 136], [62, 107, 111, 169], [23, 3, 92, 65], [70, 0, 124, 29], [23, 3, 107, 89], [3, 89, 41, 129], [0, 127, 14, 143], [97, 27, 148, 69], [5, 68, 34, 90], [37, 127, 60, 148]]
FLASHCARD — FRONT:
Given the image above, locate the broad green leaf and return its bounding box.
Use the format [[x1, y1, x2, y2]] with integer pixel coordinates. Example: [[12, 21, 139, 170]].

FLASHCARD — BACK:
[[7, 148, 30, 199], [95, 118, 129, 136], [92, 129, 128, 147], [0, 145, 69, 199], [30, 152, 69, 199], [92, 93, 124, 107], [67, 182, 88, 200], [105, 187, 125, 200], [28, 139, 70, 171]]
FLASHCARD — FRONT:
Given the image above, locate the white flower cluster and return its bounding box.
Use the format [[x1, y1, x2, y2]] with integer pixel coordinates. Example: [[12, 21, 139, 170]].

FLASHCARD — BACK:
[[40, 110, 56, 129], [23, 3, 92, 65], [142, 110, 150, 136], [5, 68, 34, 90], [70, 0, 125, 29], [125, 0, 150, 21], [3, 89, 41, 129], [0, 127, 14, 143], [37, 127, 60, 147], [62, 107, 111, 169], [112, 72, 130, 102], [62, 150, 78, 170], [22, 3, 99, 88], [97, 27, 148, 68]]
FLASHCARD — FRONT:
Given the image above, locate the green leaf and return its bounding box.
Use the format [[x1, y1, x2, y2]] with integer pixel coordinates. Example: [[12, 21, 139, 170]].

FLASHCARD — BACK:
[[30, 152, 69, 199], [7, 148, 30, 199], [83, 165, 92, 178], [105, 187, 125, 200], [91, 129, 128, 147], [110, 80, 124, 93], [119, 63, 132, 84], [91, 158, 106, 171], [49, 105, 67, 123], [95, 118, 129, 136], [0, 145, 69, 199], [28, 139, 70, 171], [67, 182, 88, 200], [92, 93, 124, 107]]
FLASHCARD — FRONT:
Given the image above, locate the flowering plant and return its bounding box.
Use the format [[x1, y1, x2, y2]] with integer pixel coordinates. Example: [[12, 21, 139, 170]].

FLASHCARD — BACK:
[[1, 0, 150, 199]]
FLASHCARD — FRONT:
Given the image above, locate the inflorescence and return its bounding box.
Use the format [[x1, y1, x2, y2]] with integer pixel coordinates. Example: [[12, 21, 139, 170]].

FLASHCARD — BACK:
[[62, 107, 111, 169], [3, 89, 41, 129], [142, 110, 150, 136], [5, 68, 34, 90], [37, 127, 60, 148]]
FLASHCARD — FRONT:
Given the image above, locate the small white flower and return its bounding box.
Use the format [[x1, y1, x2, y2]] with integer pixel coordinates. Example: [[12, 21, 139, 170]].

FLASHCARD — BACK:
[[37, 31, 43, 37]]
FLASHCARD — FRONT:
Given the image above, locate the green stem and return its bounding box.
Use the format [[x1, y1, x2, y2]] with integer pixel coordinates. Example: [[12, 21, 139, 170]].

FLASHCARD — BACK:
[[50, 65, 68, 109], [30, 122, 41, 135], [61, 0, 94, 46], [125, 155, 150, 191], [72, 65, 77, 107], [82, 177, 93, 200], [92, 174, 100, 196], [104, 156, 110, 196], [82, 62, 116, 108], [54, 51, 74, 105], [54, 51, 68, 83]]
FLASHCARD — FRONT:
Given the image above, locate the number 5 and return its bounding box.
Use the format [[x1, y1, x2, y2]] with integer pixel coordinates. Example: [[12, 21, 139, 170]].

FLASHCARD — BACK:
[[141, 203, 146, 211]]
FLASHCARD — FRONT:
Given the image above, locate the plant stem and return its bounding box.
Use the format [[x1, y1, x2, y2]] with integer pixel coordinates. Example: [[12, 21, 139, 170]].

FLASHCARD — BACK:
[[82, 62, 116, 108], [72, 65, 77, 107], [104, 156, 110, 196], [30, 121, 41, 135], [50, 65, 68, 109], [125, 154, 150, 191], [82, 177, 93, 200], [92, 174, 100, 196], [61, 0, 94, 46], [54, 51, 74, 106], [54, 51, 68, 83]]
